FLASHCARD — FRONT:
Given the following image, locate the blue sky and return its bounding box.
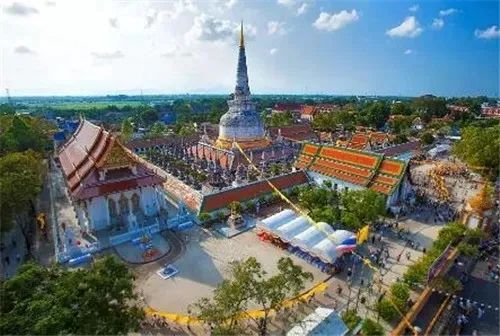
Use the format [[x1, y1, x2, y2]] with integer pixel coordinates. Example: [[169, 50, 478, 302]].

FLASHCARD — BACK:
[[1, 0, 499, 97]]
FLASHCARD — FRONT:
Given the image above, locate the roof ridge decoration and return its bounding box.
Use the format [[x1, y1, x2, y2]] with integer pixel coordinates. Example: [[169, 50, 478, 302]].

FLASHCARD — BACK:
[[95, 137, 140, 170]]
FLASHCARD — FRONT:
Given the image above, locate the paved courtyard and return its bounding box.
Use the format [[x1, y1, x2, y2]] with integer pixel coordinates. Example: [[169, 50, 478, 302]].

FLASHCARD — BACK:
[[137, 227, 327, 314]]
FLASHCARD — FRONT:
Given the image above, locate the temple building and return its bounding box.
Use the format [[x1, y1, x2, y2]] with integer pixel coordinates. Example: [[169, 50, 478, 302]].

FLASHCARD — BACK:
[[295, 143, 412, 210], [58, 120, 169, 233]]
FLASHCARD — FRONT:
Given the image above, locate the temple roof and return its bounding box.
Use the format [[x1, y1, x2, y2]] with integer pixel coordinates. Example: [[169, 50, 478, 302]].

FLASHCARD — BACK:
[[295, 143, 407, 196], [199, 171, 308, 213], [58, 120, 164, 200]]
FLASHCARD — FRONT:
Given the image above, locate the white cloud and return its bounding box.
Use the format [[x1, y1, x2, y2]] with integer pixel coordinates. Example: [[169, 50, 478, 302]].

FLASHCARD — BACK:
[[109, 17, 119, 29], [277, 0, 295, 7], [186, 14, 257, 43], [4, 2, 39, 16], [439, 8, 457, 17], [162, 47, 193, 58], [475, 26, 500, 39], [386, 16, 423, 38], [46, 1, 56, 7], [91, 50, 124, 60], [297, 3, 308, 16], [270, 48, 278, 55], [268, 21, 287, 35], [409, 5, 419, 12], [157, 0, 198, 23], [225, 0, 238, 9], [14, 45, 36, 55], [432, 18, 444, 30], [404, 49, 412, 55], [313, 9, 359, 32]]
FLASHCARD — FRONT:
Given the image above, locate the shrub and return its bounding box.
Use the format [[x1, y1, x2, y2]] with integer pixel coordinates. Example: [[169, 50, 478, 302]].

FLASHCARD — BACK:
[[390, 283, 410, 310], [361, 318, 385, 336], [198, 212, 211, 223], [341, 309, 361, 331], [376, 299, 398, 322]]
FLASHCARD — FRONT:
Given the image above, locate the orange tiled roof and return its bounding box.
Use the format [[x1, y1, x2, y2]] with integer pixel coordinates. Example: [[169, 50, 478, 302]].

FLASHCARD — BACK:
[[319, 147, 379, 169], [295, 143, 407, 195], [301, 105, 316, 116]]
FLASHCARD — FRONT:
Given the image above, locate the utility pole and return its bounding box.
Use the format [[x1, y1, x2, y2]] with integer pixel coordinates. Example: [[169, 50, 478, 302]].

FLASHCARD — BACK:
[[5, 88, 13, 106]]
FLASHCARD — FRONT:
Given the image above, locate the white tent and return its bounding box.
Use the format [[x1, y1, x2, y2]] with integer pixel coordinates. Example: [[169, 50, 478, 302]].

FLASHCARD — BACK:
[[258, 209, 356, 264], [276, 217, 310, 242], [258, 209, 295, 231]]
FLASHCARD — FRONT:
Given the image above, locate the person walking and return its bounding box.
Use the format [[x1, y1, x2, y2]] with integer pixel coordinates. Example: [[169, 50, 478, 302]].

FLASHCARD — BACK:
[[477, 305, 485, 319]]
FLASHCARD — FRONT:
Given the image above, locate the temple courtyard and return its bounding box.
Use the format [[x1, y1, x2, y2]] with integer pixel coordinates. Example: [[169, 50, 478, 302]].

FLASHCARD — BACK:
[[135, 227, 327, 314]]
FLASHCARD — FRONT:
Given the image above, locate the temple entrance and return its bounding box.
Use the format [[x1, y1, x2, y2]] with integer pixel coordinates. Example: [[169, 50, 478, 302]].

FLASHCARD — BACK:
[[108, 198, 118, 218], [119, 194, 129, 215], [131, 193, 141, 214]]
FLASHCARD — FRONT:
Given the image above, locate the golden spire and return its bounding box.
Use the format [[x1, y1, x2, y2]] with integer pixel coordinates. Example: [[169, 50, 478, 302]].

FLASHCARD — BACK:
[[240, 20, 244, 47]]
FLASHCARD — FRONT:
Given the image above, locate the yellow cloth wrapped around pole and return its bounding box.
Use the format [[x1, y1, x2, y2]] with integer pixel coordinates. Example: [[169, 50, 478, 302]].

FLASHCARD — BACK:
[[356, 225, 370, 244]]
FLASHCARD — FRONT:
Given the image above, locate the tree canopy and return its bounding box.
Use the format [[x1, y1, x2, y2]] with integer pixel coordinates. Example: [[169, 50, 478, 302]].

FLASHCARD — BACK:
[[0, 150, 45, 233], [120, 117, 134, 142], [0, 115, 53, 155], [452, 125, 499, 179], [0, 256, 144, 335], [195, 257, 313, 335], [340, 189, 386, 231]]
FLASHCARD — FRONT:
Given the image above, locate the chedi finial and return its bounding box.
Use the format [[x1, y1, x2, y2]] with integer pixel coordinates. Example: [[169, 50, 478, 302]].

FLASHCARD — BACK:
[[240, 21, 244, 47]]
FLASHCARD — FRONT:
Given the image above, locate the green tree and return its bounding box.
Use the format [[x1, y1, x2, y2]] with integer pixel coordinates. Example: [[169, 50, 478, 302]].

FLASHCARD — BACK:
[[177, 123, 196, 137], [120, 117, 134, 142], [452, 125, 500, 179], [360, 102, 391, 128], [341, 189, 386, 231], [195, 257, 313, 336], [362, 318, 385, 336], [390, 282, 410, 311], [148, 121, 166, 138], [0, 115, 48, 155], [376, 299, 399, 322], [269, 163, 282, 176], [421, 132, 434, 145], [229, 201, 243, 215], [198, 212, 211, 223], [0, 150, 45, 255], [0, 256, 144, 335], [341, 309, 361, 331], [391, 101, 414, 116], [0, 104, 16, 115], [250, 257, 313, 335]]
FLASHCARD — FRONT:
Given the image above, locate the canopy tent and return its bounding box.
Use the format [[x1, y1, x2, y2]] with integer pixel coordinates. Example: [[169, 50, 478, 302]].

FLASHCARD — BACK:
[[258, 209, 296, 232], [287, 307, 348, 336], [257, 210, 356, 264], [276, 217, 311, 242]]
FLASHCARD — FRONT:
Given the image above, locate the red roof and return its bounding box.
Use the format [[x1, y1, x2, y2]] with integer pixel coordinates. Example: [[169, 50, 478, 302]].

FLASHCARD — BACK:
[[200, 171, 308, 212], [301, 105, 316, 116], [375, 140, 420, 157], [58, 120, 164, 200], [269, 124, 317, 142], [273, 103, 303, 111], [482, 107, 500, 117], [295, 143, 407, 195]]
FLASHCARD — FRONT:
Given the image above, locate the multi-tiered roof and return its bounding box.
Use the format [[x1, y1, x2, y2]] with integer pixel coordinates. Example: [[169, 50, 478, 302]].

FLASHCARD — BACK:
[[58, 120, 164, 200], [295, 143, 407, 196]]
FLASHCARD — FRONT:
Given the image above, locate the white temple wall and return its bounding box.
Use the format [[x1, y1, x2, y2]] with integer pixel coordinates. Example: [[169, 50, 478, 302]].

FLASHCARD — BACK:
[[306, 171, 363, 192], [140, 186, 161, 216], [87, 196, 109, 231], [75, 203, 89, 231]]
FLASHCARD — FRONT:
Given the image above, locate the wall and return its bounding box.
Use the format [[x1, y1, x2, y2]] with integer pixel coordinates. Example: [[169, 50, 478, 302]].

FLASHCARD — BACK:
[[87, 196, 109, 231]]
